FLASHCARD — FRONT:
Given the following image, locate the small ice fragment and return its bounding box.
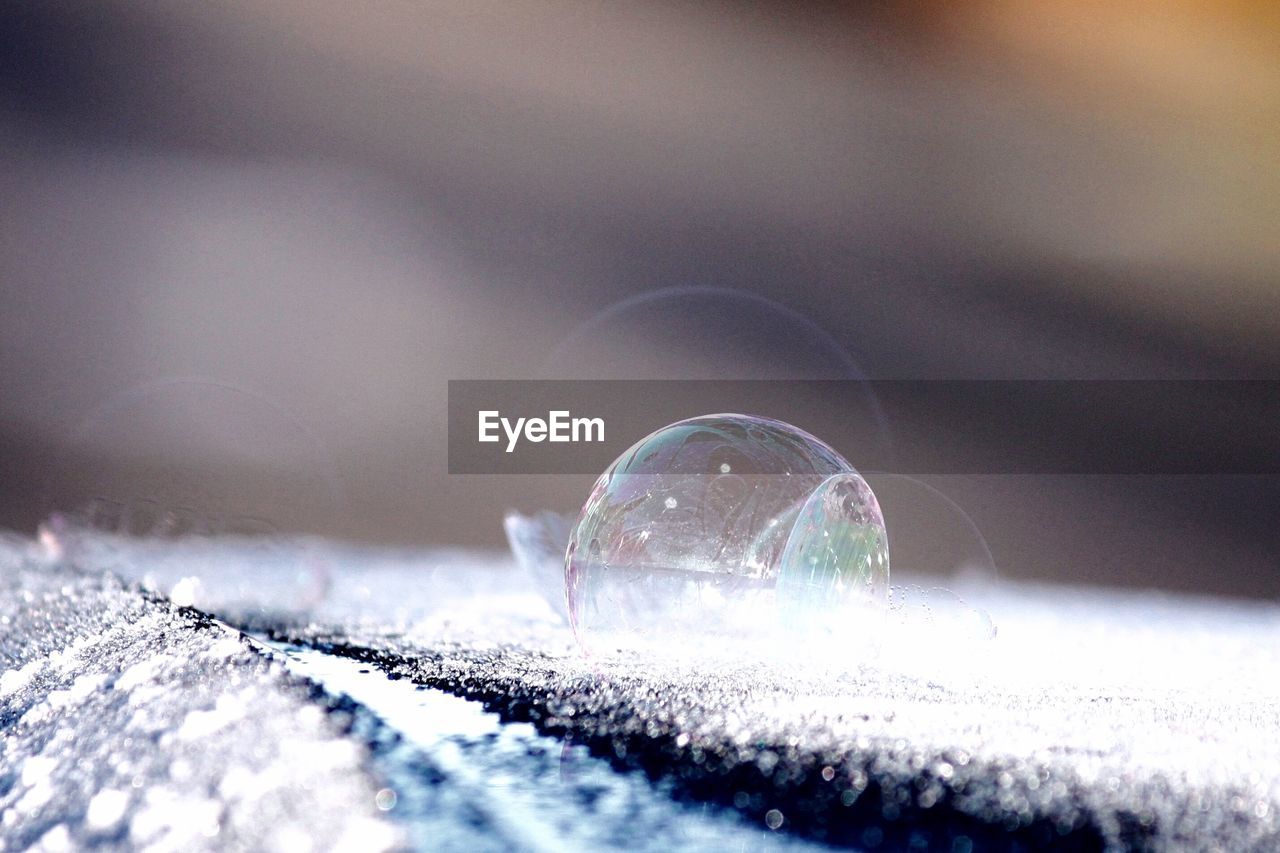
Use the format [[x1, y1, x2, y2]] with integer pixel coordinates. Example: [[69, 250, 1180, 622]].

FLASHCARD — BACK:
[[503, 510, 573, 621], [169, 576, 202, 608], [87, 789, 130, 831]]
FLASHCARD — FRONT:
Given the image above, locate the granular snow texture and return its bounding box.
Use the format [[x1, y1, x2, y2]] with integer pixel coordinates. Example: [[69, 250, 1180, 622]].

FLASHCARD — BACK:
[[275, 547, 1280, 852], [7, 531, 1280, 852], [0, 535, 401, 852]]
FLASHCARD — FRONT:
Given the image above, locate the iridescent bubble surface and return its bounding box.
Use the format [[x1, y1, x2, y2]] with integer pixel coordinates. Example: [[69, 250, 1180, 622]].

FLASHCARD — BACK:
[[565, 414, 889, 656], [777, 473, 889, 626]]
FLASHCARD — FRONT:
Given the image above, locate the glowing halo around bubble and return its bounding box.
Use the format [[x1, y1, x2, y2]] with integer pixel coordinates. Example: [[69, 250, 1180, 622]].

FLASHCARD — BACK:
[[862, 472, 998, 585], [539, 285, 894, 460], [564, 413, 889, 659], [543, 286, 871, 378]]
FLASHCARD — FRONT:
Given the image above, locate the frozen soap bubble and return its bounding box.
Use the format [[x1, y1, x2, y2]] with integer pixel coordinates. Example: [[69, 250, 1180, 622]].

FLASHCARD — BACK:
[[565, 414, 889, 658]]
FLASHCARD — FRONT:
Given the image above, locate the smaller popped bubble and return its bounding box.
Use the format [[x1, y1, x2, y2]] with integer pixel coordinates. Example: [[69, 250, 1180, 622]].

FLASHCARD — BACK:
[[874, 584, 998, 680], [43, 507, 331, 622], [864, 474, 998, 584], [39, 379, 341, 624], [888, 585, 996, 642]]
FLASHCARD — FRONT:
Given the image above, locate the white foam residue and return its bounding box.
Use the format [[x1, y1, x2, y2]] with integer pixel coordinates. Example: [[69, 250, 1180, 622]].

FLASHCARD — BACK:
[[0, 659, 43, 698], [175, 692, 248, 740], [86, 788, 130, 831]]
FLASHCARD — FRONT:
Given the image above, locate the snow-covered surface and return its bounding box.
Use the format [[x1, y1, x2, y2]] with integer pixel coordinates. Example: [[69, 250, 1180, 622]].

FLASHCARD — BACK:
[[293, 542, 1280, 850], [0, 534, 400, 853], [6, 530, 1280, 850]]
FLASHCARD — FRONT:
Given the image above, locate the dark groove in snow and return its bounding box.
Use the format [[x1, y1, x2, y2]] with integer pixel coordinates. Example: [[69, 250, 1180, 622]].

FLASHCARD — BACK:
[[247, 636, 823, 852], [270, 632, 1105, 852]]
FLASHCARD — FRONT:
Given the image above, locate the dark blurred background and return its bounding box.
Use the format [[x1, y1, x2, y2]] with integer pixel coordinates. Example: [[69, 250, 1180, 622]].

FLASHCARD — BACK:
[[1, 2, 1277, 596]]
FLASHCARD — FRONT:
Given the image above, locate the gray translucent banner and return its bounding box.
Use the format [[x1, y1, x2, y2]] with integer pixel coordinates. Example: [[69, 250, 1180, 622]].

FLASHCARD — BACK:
[[447, 380, 1279, 475]]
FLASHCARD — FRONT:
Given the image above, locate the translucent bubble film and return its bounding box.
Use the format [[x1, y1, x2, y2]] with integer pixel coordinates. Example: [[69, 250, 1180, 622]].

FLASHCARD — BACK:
[[565, 414, 889, 656]]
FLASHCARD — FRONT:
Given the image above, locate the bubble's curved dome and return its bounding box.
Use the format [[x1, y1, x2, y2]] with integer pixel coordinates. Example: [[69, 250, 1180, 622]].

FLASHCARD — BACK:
[[565, 414, 888, 655]]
